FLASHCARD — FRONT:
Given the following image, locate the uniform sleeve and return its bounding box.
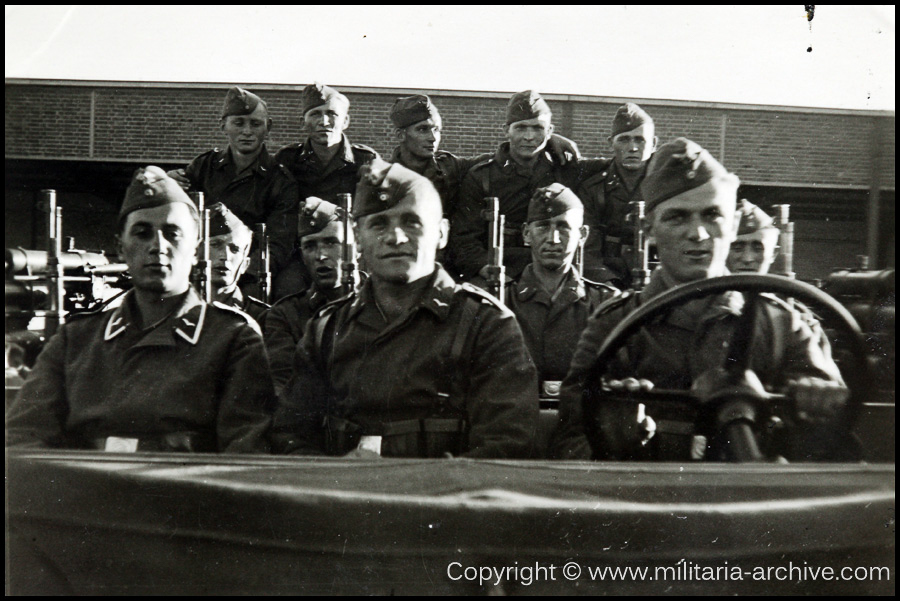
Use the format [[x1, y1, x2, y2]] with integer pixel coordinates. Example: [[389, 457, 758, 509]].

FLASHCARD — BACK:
[[265, 169, 300, 274], [462, 305, 540, 459], [6, 327, 70, 448], [270, 317, 334, 455], [216, 323, 276, 453], [550, 307, 618, 460], [448, 171, 490, 281], [183, 153, 206, 191], [771, 303, 845, 385], [262, 304, 300, 397], [457, 153, 492, 175]]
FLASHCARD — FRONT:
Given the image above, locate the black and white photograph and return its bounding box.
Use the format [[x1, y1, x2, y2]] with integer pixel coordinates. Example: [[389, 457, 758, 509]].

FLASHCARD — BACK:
[[5, 5, 894, 595]]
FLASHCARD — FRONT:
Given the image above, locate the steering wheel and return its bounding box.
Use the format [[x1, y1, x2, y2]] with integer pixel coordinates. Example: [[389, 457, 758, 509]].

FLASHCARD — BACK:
[[581, 274, 869, 462]]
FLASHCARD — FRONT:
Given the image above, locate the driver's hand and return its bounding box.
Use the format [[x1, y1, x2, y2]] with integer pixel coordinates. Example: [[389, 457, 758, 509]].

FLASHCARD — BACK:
[[166, 168, 191, 191], [603, 377, 654, 393], [548, 133, 581, 165], [788, 377, 849, 422]]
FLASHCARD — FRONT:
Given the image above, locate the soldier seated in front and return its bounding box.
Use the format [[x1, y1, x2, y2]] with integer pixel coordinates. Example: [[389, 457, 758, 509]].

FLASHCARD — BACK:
[[505, 183, 619, 400], [271, 159, 539, 458], [208, 202, 270, 324], [263, 198, 349, 395], [551, 138, 848, 461], [6, 167, 275, 453]]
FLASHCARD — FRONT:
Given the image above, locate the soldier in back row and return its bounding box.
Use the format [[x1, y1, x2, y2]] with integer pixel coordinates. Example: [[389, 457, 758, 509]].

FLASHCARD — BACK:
[[273, 83, 379, 297], [449, 90, 606, 283], [168, 87, 300, 295], [576, 102, 657, 287]]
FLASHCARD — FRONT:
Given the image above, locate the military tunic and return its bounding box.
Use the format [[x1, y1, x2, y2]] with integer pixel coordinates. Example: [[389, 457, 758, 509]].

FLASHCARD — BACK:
[[551, 269, 845, 460], [506, 265, 619, 386], [389, 147, 489, 218], [575, 159, 648, 286], [449, 143, 604, 281], [262, 285, 345, 395], [216, 286, 270, 325], [271, 267, 539, 458], [275, 134, 378, 203], [185, 145, 299, 274], [6, 289, 275, 453]]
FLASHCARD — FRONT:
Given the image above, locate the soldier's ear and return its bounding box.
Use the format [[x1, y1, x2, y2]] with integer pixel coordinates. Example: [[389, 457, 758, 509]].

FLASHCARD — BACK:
[[437, 218, 450, 250], [115, 235, 124, 258], [341, 113, 351, 132], [579, 224, 590, 242], [394, 127, 405, 142], [502, 124, 511, 138], [266, 118, 274, 133], [522, 223, 533, 247]]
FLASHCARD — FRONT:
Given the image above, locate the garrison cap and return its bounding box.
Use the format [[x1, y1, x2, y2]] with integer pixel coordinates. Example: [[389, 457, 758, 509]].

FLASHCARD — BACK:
[[610, 102, 653, 138], [390, 95, 441, 129], [297, 198, 341, 239], [354, 158, 440, 219], [208, 202, 252, 239], [119, 166, 199, 224], [640, 138, 740, 213], [506, 90, 552, 125], [301, 82, 349, 116], [221, 86, 267, 119], [526, 183, 583, 223], [736, 199, 778, 237]]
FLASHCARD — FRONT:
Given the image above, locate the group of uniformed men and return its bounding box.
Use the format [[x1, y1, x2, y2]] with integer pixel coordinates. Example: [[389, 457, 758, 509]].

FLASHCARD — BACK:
[[7, 83, 848, 460]]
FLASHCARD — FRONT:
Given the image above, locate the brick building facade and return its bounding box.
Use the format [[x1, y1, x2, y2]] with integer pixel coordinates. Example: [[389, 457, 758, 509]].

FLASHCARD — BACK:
[[5, 79, 895, 278]]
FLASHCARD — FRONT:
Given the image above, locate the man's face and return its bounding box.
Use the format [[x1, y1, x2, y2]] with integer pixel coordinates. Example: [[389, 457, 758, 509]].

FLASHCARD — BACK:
[[210, 230, 252, 289], [304, 98, 350, 147], [523, 210, 587, 272], [727, 230, 779, 273], [355, 190, 448, 285], [118, 204, 199, 296], [398, 117, 442, 160], [504, 116, 553, 163], [649, 189, 738, 284], [300, 221, 345, 289], [610, 123, 656, 172], [221, 104, 270, 157]]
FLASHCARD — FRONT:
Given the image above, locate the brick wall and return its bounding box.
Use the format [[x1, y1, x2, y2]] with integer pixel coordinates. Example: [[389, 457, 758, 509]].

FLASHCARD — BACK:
[[5, 80, 895, 190]]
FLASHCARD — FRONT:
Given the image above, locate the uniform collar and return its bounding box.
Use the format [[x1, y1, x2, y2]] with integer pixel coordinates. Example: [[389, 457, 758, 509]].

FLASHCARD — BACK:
[[604, 159, 648, 193], [390, 146, 444, 176], [493, 142, 557, 173], [215, 145, 273, 176], [642, 268, 744, 329], [514, 263, 585, 305], [300, 134, 357, 165], [347, 266, 457, 324], [103, 288, 207, 346], [306, 283, 344, 310], [217, 285, 244, 309]]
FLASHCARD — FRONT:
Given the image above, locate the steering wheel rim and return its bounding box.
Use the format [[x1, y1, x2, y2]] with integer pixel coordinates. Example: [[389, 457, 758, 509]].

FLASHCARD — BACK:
[[582, 274, 870, 460]]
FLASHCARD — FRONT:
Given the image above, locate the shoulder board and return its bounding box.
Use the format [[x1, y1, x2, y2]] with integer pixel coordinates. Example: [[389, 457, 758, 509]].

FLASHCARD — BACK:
[[211, 301, 262, 336], [459, 282, 512, 315], [246, 295, 271, 309], [311, 292, 355, 320], [351, 143, 378, 157], [470, 157, 494, 172], [274, 143, 302, 158], [582, 278, 622, 295], [593, 290, 636, 316], [270, 290, 307, 308]]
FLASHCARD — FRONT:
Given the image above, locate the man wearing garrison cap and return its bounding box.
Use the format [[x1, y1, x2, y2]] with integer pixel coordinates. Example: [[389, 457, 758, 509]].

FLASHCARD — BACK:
[[505, 184, 619, 401], [576, 102, 658, 287], [262, 198, 350, 394], [271, 159, 538, 459], [449, 90, 606, 283], [552, 139, 848, 461], [727, 200, 781, 274], [7, 167, 275, 453], [389, 94, 581, 219], [207, 202, 270, 323], [273, 83, 379, 297], [168, 86, 300, 298]]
